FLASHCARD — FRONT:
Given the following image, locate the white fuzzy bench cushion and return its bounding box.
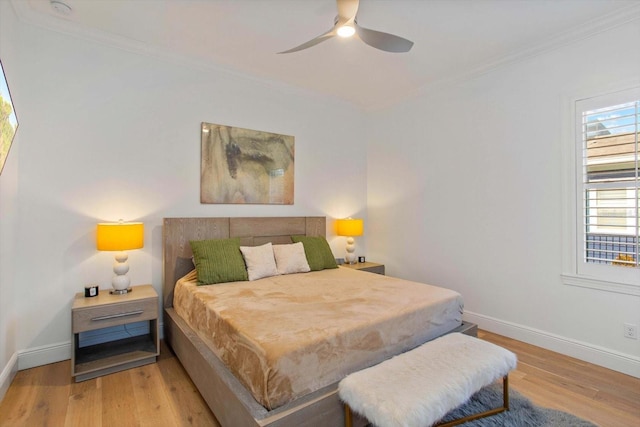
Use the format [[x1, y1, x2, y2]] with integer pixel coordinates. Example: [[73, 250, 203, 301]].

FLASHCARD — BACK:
[[338, 333, 517, 427]]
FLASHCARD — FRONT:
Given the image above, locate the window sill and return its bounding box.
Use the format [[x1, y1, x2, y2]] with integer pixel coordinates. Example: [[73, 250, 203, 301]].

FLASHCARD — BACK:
[[561, 274, 640, 296]]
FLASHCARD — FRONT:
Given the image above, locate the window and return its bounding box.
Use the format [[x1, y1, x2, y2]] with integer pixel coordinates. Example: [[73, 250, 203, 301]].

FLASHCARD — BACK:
[[565, 88, 639, 293], [581, 100, 639, 267]]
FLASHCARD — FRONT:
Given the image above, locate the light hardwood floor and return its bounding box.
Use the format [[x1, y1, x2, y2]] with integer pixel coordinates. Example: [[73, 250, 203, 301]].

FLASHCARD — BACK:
[[0, 331, 638, 426]]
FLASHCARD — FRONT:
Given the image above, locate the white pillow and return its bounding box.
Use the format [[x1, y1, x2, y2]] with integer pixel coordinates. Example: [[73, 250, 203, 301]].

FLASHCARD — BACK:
[[240, 243, 278, 281], [273, 242, 311, 275]]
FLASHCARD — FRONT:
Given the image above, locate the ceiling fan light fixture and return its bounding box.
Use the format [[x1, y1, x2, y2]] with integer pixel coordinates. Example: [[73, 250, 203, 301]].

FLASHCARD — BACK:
[[50, 0, 73, 16], [337, 25, 355, 38], [278, 0, 413, 54]]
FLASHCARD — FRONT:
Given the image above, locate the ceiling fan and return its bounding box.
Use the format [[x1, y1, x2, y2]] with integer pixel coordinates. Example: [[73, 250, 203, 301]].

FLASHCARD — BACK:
[[278, 0, 414, 54]]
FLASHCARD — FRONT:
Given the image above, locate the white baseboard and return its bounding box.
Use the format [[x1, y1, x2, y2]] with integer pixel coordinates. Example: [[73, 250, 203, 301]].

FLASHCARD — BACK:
[[6, 315, 638, 386], [464, 311, 640, 378], [18, 341, 71, 370], [0, 352, 18, 402], [15, 322, 165, 371]]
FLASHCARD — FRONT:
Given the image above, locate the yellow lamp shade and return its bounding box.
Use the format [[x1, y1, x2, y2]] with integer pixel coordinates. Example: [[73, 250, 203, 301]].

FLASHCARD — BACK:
[[336, 218, 364, 237], [96, 222, 144, 251]]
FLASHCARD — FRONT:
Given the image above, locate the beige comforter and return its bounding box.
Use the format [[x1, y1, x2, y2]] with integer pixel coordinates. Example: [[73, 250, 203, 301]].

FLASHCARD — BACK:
[[173, 267, 463, 410]]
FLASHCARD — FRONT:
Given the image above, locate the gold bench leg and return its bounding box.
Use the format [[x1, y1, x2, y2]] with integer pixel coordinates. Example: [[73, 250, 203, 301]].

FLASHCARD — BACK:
[[435, 375, 510, 427], [344, 403, 353, 427], [504, 374, 510, 410]]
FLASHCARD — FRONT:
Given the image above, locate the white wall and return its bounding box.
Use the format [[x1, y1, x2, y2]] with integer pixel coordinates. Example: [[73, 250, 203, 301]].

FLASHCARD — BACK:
[[1, 2, 638, 392], [0, 0, 21, 400], [367, 20, 640, 376], [0, 2, 367, 380]]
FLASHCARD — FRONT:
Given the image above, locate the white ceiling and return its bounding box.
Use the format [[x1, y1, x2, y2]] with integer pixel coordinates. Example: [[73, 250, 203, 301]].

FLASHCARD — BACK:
[[12, 0, 640, 110]]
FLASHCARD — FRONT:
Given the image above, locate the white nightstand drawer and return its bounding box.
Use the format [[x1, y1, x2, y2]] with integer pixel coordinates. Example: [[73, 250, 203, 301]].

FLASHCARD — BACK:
[[73, 298, 157, 333]]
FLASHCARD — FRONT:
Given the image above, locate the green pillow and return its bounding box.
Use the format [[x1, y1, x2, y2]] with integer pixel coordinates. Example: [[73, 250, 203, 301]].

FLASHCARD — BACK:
[[190, 238, 248, 285], [290, 236, 338, 271]]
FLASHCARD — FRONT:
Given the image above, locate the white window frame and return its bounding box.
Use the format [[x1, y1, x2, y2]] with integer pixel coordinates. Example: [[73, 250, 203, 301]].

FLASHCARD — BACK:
[[561, 84, 640, 296]]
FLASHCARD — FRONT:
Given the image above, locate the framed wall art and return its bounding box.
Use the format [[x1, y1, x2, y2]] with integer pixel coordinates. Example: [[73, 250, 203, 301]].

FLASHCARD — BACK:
[[0, 59, 18, 175], [201, 122, 294, 204]]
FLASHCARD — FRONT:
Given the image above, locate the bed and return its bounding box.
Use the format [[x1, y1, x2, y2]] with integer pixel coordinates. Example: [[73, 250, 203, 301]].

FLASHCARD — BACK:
[[163, 216, 470, 427]]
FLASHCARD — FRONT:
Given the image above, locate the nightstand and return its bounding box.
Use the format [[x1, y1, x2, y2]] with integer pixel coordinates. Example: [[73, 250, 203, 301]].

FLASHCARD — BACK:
[[71, 284, 159, 382], [340, 261, 385, 275]]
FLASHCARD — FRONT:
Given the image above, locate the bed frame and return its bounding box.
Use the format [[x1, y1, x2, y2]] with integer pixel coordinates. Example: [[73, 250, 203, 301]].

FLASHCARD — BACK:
[[162, 216, 471, 427]]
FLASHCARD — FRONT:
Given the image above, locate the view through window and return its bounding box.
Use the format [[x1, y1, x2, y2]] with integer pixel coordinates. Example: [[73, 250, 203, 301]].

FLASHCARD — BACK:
[[580, 100, 639, 269]]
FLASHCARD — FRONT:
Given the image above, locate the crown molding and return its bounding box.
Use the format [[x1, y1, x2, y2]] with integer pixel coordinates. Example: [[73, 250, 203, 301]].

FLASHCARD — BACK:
[[9, 0, 230, 77], [10, 1, 640, 112], [370, 3, 640, 111], [7, 1, 283, 90], [9, 0, 362, 112]]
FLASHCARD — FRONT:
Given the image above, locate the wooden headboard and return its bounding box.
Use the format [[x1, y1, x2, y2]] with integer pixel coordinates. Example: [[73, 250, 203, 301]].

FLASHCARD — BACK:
[[162, 216, 326, 308]]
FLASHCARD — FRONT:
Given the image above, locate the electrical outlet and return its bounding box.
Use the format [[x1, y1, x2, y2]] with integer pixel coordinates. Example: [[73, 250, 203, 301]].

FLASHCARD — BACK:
[[623, 323, 637, 340]]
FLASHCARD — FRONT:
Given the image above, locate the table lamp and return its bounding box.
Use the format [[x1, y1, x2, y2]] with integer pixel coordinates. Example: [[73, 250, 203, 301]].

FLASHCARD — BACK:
[[337, 218, 364, 265], [97, 221, 144, 294]]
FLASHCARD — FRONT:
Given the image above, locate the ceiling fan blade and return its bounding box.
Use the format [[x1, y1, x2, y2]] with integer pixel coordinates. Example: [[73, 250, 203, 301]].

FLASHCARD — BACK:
[[336, 0, 359, 22], [277, 27, 336, 54], [355, 24, 414, 53]]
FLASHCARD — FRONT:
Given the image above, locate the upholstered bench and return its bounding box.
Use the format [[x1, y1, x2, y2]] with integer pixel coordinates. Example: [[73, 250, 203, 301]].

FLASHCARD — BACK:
[[338, 333, 517, 427]]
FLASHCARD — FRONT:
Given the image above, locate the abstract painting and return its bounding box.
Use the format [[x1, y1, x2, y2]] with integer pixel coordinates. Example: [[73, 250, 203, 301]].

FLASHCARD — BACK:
[[201, 122, 294, 204], [0, 59, 18, 175]]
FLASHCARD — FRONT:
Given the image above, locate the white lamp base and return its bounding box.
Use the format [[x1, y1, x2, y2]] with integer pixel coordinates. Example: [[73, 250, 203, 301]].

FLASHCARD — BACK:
[[345, 237, 357, 265], [111, 251, 132, 294]]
